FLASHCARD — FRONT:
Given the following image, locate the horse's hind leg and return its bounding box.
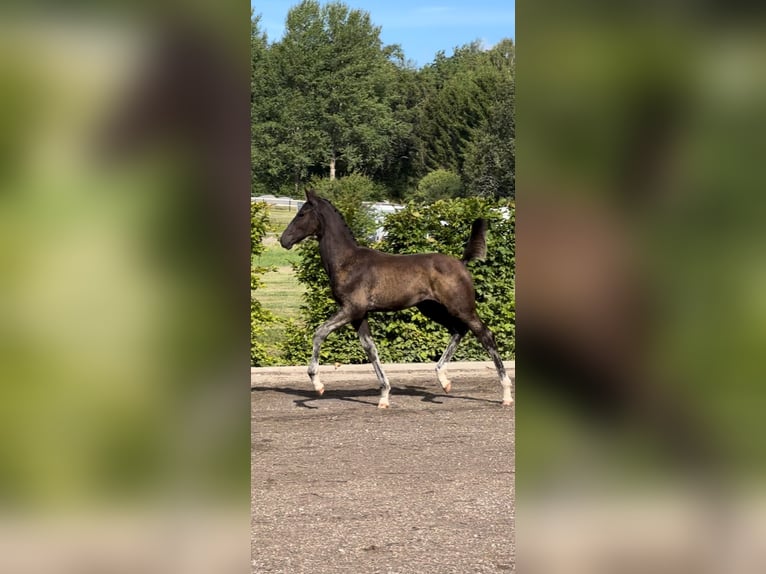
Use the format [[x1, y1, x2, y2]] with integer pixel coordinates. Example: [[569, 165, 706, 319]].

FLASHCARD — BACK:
[[435, 331, 465, 394], [309, 308, 353, 396], [465, 315, 514, 406], [354, 318, 391, 408], [417, 301, 466, 394]]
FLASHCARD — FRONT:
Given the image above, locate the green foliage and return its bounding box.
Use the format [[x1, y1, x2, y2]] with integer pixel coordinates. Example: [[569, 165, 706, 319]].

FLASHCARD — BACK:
[[282, 197, 514, 365], [250, 201, 268, 260], [413, 41, 515, 181], [251, 1, 407, 189], [250, 7, 515, 200], [379, 198, 515, 361], [411, 169, 464, 203], [463, 40, 516, 199], [250, 201, 274, 366], [308, 172, 384, 213]]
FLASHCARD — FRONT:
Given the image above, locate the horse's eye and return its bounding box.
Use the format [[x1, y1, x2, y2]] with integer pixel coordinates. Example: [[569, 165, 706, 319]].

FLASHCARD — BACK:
[[297, 212, 305, 218]]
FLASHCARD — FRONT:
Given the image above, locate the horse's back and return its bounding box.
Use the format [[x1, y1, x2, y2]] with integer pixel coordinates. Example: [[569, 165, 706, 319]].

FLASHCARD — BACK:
[[365, 250, 468, 280], [354, 249, 474, 312]]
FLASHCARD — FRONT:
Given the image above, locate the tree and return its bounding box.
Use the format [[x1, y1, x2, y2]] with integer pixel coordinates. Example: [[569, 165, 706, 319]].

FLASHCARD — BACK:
[[411, 39, 515, 197], [251, 7, 515, 201], [252, 1, 406, 192], [463, 40, 515, 199], [413, 42, 492, 175], [411, 169, 464, 203]]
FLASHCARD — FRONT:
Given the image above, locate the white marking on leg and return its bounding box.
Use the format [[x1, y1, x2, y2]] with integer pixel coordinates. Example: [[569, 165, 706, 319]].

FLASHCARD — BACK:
[[373, 360, 391, 408], [436, 368, 452, 393], [312, 374, 324, 395], [308, 361, 324, 395], [435, 332, 463, 394], [357, 321, 392, 409], [307, 309, 352, 398], [371, 348, 391, 407], [501, 374, 513, 406], [467, 317, 511, 406], [378, 381, 390, 408]]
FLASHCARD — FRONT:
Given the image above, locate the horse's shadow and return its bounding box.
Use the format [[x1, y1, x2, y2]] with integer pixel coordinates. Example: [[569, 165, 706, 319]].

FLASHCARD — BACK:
[[251, 384, 496, 409]]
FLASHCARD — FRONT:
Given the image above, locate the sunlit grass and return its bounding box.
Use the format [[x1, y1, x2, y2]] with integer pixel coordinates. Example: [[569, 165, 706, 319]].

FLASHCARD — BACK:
[[251, 205, 306, 364], [257, 266, 304, 322], [253, 262, 305, 365], [266, 206, 298, 233], [254, 243, 301, 269]]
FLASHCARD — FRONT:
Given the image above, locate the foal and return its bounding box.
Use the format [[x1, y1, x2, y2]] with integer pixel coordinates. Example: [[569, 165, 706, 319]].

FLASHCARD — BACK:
[[279, 190, 513, 408]]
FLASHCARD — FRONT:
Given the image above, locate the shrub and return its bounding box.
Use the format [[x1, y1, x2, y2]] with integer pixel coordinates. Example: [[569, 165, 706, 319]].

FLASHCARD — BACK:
[[410, 169, 464, 203], [377, 198, 514, 361], [251, 201, 274, 366]]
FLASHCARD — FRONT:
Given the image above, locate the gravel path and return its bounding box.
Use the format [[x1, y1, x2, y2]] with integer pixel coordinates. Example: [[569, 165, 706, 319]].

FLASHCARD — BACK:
[[251, 362, 515, 573]]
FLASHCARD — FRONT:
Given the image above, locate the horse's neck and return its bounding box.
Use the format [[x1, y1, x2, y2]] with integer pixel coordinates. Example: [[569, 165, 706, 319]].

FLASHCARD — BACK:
[[318, 210, 358, 269]]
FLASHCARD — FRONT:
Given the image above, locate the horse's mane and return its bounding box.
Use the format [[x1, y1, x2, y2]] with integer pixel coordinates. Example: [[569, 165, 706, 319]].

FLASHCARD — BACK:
[[315, 196, 358, 244]]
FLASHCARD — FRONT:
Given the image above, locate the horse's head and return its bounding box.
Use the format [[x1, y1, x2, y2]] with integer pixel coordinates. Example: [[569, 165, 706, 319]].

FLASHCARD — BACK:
[[279, 189, 323, 249]]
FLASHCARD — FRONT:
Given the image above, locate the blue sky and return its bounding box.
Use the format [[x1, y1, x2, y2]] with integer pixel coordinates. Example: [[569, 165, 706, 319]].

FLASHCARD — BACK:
[[251, 1, 515, 68]]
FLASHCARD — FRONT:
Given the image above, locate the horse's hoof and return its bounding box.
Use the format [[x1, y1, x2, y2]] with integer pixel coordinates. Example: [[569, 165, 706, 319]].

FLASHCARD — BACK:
[[316, 387, 325, 396], [502, 399, 513, 407], [378, 402, 389, 409], [437, 370, 451, 393]]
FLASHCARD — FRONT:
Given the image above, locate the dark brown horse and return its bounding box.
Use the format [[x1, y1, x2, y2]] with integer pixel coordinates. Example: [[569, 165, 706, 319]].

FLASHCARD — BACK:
[[279, 190, 513, 408]]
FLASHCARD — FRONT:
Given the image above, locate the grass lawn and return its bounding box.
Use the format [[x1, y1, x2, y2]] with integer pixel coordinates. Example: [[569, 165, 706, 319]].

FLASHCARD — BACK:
[[254, 205, 303, 268], [255, 243, 301, 269], [267, 206, 298, 233], [253, 264, 305, 365], [253, 204, 306, 364], [257, 265, 304, 322]]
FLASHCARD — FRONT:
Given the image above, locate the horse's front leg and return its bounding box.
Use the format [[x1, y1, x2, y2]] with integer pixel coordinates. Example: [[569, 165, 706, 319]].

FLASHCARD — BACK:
[[308, 309, 353, 396], [353, 318, 391, 409]]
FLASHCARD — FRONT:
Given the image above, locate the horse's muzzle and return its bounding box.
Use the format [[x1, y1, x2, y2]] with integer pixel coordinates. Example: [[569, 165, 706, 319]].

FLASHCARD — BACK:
[[279, 234, 295, 249]]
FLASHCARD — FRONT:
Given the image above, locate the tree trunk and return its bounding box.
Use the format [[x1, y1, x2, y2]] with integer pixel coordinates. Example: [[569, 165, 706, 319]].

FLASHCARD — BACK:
[[329, 154, 336, 181]]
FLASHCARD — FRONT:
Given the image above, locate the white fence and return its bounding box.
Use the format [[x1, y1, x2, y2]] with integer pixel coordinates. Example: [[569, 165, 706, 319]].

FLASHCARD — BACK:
[[252, 195, 403, 241], [251, 195, 305, 210], [367, 202, 403, 241], [251, 195, 509, 241]]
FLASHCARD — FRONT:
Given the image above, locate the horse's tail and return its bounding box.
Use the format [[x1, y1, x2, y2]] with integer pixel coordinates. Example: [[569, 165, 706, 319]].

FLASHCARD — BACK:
[[462, 218, 488, 263]]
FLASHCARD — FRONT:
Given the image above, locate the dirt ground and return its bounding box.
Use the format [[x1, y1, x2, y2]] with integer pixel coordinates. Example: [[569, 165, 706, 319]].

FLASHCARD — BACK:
[[251, 362, 515, 573]]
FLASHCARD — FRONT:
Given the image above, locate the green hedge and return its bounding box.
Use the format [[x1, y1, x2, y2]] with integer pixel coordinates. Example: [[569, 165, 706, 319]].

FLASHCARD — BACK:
[[250, 201, 273, 366], [280, 196, 514, 365]]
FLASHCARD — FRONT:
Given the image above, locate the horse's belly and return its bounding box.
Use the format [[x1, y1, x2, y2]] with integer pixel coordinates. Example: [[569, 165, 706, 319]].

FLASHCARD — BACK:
[[365, 275, 431, 311]]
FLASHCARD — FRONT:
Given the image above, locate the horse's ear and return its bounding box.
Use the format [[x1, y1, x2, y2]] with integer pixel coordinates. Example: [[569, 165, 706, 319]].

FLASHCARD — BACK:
[[305, 188, 318, 203]]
